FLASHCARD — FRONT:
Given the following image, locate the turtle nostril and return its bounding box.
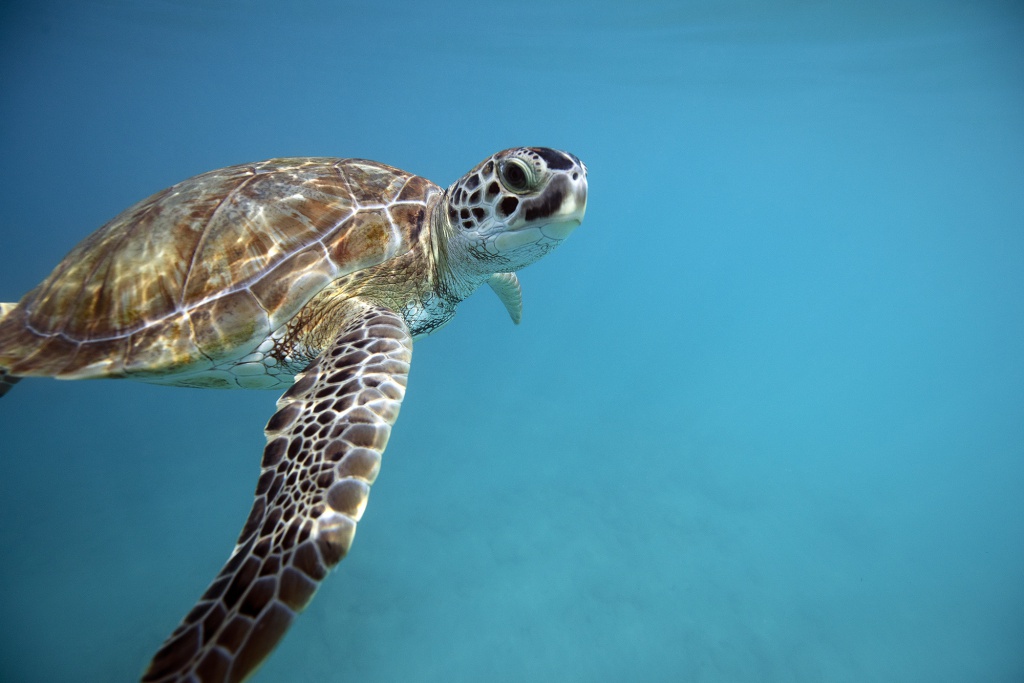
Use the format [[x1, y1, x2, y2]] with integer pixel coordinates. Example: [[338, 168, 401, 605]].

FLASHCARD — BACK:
[[572, 172, 579, 181]]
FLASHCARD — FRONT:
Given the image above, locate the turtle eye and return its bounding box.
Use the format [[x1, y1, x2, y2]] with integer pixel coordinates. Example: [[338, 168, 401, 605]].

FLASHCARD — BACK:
[[499, 159, 531, 193]]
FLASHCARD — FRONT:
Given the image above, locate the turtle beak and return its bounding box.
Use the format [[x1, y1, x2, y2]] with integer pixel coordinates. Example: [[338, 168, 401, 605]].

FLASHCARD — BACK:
[[541, 164, 587, 241]]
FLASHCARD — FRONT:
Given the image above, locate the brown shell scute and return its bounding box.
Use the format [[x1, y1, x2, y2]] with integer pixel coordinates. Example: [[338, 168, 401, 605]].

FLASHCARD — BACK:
[[0, 157, 440, 379]]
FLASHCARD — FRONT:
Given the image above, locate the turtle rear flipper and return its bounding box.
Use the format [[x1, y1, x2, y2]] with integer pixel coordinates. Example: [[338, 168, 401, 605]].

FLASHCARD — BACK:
[[0, 303, 20, 397]]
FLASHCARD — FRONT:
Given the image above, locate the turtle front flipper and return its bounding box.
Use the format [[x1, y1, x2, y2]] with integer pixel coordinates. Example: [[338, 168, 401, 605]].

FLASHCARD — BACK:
[[0, 370, 18, 397], [142, 301, 412, 683], [0, 353, 17, 398]]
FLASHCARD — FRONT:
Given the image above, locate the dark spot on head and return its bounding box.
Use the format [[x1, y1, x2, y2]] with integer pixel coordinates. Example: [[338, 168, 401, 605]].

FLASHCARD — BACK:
[[486, 181, 500, 199], [472, 207, 486, 221], [524, 187, 565, 222], [498, 196, 519, 217], [469, 189, 480, 203], [483, 160, 494, 175], [459, 208, 469, 219], [448, 207, 457, 221], [462, 219, 474, 229], [464, 174, 480, 189], [534, 148, 575, 170]]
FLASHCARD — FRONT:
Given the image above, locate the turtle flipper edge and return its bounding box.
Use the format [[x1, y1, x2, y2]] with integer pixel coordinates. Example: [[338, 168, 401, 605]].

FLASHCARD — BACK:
[[142, 300, 412, 683], [0, 371, 18, 397]]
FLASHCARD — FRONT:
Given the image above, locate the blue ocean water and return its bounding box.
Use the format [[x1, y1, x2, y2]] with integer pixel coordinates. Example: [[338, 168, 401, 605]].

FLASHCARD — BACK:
[[1, 1, 1022, 681]]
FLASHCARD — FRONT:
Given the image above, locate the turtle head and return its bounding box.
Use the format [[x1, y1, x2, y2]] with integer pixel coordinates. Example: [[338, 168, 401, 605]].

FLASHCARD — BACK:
[[441, 147, 587, 278]]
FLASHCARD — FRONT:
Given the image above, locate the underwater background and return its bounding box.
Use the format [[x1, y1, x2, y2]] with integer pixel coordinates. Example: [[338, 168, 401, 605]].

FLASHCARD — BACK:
[[1, 1, 1022, 681]]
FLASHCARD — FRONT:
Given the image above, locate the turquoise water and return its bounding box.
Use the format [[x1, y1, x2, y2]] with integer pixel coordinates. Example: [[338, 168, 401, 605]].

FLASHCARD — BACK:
[[2, 1, 1023, 681]]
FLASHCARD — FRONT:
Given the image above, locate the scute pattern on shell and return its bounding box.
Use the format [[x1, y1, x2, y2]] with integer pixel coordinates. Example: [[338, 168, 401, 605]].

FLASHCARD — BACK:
[[142, 301, 411, 683], [0, 158, 439, 379]]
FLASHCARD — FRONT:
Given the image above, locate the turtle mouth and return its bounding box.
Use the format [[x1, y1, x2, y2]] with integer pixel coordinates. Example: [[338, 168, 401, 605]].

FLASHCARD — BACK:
[[493, 211, 583, 253], [541, 217, 582, 240], [540, 175, 587, 240], [514, 173, 587, 240]]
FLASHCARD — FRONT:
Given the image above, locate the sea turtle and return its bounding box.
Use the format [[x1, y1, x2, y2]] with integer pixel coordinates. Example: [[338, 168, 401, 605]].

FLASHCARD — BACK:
[[0, 148, 587, 682]]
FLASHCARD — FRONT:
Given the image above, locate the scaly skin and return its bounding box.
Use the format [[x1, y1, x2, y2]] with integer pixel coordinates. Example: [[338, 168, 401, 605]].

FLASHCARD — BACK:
[[142, 301, 411, 683]]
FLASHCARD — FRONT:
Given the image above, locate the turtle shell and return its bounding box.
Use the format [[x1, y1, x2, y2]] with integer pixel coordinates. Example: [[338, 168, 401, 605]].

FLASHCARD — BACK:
[[0, 157, 439, 380]]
